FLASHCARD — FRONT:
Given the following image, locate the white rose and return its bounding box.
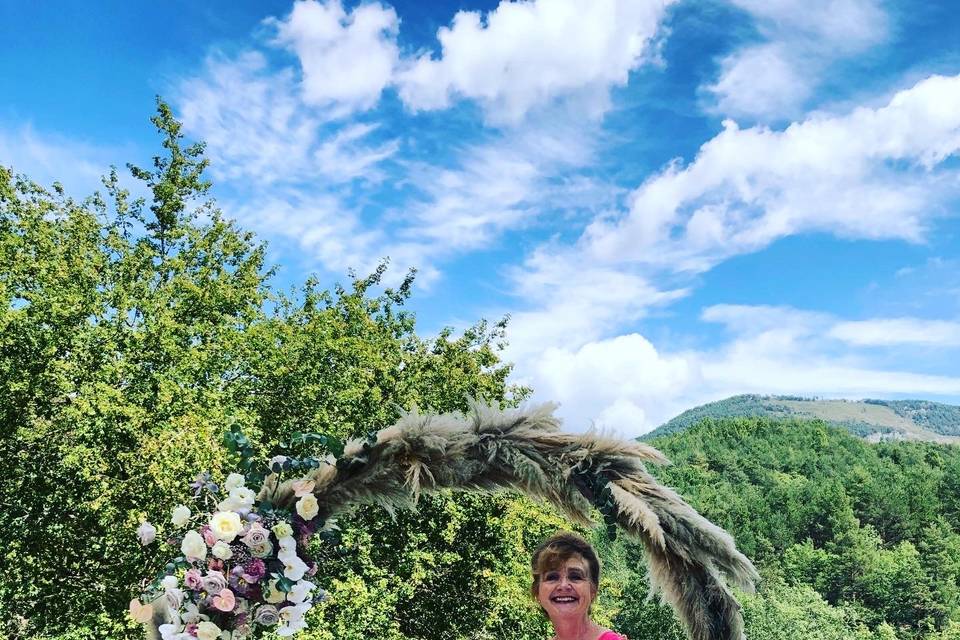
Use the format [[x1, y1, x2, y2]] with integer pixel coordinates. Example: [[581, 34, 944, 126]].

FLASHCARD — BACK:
[[272, 522, 294, 539], [224, 473, 246, 492], [249, 540, 274, 558], [229, 486, 256, 508], [196, 621, 221, 640], [295, 494, 319, 521], [161, 575, 179, 590], [181, 530, 207, 560], [212, 540, 234, 560], [171, 505, 191, 528], [216, 496, 241, 512], [137, 521, 157, 546], [210, 511, 243, 542]]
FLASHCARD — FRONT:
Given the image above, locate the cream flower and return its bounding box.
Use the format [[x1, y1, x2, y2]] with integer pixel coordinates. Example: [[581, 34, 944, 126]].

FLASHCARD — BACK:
[[128, 599, 153, 623], [224, 473, 246, 492], [171, 505, 191, 527], [161, 575, 179, 590], [196, 620, 221, 640], [181, 530, 207, 561], [212, 540, 233, 560], [250, 540, 274, 558], [210, 511, 243, 542], [271, 521, 293, 539], [295, 494, 319, 521], [264, 578, 286, 604]]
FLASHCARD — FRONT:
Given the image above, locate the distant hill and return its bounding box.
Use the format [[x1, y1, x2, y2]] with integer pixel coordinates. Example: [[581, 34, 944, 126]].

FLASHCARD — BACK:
[[644, 394, 960, 443]]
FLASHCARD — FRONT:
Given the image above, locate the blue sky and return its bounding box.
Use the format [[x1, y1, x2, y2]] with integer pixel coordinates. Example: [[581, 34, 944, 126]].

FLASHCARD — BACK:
[[2, 0, 960, 435]]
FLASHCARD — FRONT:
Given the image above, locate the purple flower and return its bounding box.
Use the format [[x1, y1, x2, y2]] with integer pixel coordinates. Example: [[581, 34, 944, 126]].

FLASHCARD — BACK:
[[244, 559, 266, 582]]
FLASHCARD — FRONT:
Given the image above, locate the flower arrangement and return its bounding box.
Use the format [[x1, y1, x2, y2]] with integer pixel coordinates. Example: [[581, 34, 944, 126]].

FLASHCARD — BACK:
[[130, 427, 343, 639]]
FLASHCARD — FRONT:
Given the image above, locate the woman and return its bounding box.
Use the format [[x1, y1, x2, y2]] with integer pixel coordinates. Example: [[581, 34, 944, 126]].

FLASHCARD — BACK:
[[531, 532, 627, 640]]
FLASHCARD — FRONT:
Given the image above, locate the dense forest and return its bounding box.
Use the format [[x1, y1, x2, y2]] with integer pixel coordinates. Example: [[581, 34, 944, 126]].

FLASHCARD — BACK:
[[629, 417, 960, 640], [3, 103, 960, 640]]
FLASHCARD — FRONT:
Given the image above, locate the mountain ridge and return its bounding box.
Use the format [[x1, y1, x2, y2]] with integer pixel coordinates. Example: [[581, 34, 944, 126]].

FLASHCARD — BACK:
[[644, 394, 960, 443]]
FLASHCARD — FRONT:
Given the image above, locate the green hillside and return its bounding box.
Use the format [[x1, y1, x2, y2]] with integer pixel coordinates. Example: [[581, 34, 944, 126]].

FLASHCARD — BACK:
[[619, 416, 960, 640], [645, 395, 960, 442]]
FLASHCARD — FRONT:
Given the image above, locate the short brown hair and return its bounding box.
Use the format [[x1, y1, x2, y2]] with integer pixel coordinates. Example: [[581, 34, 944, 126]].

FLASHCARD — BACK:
[[530, 531, 600, 599]]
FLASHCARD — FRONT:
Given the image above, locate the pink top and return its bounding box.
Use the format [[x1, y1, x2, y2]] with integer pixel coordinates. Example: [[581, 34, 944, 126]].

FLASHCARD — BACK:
[[599, 632, 627, 640]]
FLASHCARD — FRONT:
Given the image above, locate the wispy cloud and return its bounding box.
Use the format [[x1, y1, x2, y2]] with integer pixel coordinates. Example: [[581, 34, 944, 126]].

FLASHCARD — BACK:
[[584, 73, 960, 271], [829, 318, 960, 347], [0, 123, 118, 195], [705, 0, 888, 119], [177, 51, 398, 187], [501, 72, 960, 434]]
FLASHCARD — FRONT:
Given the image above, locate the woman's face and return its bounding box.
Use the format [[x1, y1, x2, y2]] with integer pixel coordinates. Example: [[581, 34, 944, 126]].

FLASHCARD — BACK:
[[536, 553, 597, 621]]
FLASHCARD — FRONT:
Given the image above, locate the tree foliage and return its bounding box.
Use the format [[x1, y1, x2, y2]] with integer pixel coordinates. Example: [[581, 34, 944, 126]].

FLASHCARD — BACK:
[[638, 417, 960, 639], [0, 99, 559, 640]]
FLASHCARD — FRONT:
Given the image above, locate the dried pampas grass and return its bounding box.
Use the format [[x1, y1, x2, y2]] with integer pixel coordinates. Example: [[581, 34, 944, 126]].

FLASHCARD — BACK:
[[262, 402, 758, 640]]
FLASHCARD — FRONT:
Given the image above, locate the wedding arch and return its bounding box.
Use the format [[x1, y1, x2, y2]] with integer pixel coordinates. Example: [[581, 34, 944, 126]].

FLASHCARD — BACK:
[[140, 403, 758, 640]]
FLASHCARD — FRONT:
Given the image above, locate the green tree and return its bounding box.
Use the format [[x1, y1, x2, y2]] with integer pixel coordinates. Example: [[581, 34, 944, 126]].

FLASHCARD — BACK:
[[0, 99, 554, 640]]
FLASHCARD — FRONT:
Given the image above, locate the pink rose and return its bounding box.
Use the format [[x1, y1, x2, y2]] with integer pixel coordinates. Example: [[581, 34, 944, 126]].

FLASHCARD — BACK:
[[241, 522, 270, 548], [201, 525, 217, 547], [184, 569, 203, 591]]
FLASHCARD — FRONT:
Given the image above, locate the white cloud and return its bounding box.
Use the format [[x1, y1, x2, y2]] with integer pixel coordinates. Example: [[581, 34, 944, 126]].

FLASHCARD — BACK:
[[706, 0, 888, 119], [268, 0, 399, 114], [707, 43, 809, 119], [396, 0, 675, 123], [517, 305, 960, 436], [0, 124, 116, 196], [585, 73, 960, 271], [829, 318, 960, 347], [528, 333, 699, 433], [503, 247, 689, 364], [177, 51, 398, 186]]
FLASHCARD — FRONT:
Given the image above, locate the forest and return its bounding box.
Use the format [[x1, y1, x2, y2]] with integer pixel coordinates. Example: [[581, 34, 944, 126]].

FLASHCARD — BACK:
[[2, 103, 959, 640]]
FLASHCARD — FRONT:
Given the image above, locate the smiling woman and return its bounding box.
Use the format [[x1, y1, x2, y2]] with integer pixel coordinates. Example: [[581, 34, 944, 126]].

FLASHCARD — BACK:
[[532, 532, 628, 640]]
